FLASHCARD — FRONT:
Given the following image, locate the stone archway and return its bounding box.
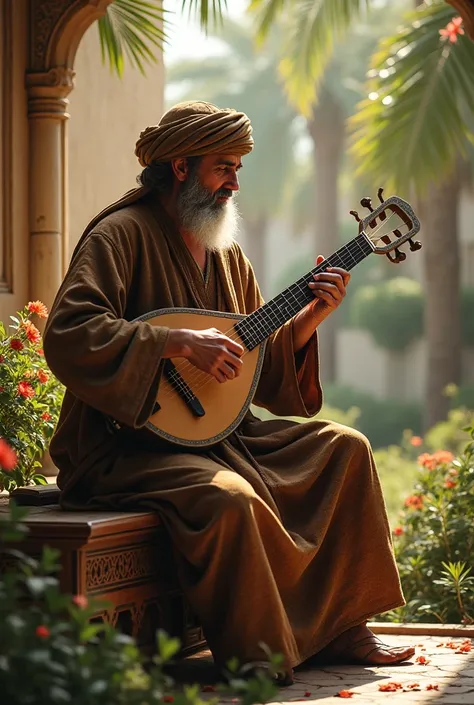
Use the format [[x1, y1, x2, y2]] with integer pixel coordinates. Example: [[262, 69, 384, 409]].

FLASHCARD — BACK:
[[27, 0, 114, 310]]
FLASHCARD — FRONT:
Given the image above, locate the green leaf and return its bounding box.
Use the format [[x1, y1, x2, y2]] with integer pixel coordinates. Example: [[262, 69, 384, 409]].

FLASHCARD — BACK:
[[350, 2, 474, 193]]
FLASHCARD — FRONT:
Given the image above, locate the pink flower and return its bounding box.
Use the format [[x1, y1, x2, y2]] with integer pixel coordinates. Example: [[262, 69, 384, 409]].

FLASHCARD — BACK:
[[72, 594, 88, 609], [440, 16, 464, 43]]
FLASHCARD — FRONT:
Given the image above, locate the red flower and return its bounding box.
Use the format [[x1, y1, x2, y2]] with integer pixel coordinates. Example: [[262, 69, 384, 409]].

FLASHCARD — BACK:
[[336, 691, 354, 698], [410, 436, 423, 447], [393, 526, 404, 536], [35, 625, 50, 638], [406, 683, 420, 690], [37, 369, 49, 384], [37, 348, 44, 356], [23, 321, 41, 345], [426, 685, 439, 691], [304, 692, 311, 698], [404, 495, 423, 510], [0, 355, 4, 363], [10, 338, 23, 351], [0, 387, 4, 393], [41, 412, 52, 422], [17, 381, 35, 398], [72, 594, 88, 609], [378, 682, 403, 692], [416, 655, 431, 665], [444, 479, 456, 489], [28, 300, 48, 318], [162, 697, 174, 702], [0, 438, 17, 470], [440, 16, 464, 43]]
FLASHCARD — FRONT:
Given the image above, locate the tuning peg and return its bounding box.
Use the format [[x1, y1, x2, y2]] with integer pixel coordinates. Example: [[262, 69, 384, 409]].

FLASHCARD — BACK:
[[408, 238, 422, 252], [360, 197, 374, 212], [349, 209, 361, 223], [377, 187, 385, 203], [386, 247, 405, 264]]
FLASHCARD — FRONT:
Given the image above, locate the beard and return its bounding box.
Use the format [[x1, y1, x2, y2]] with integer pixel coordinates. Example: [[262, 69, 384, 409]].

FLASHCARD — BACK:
[[176, 170, 240, 251]]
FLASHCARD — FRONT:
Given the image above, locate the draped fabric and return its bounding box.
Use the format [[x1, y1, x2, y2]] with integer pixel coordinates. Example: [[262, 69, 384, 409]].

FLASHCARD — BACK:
[[43, 194, 404, 674]]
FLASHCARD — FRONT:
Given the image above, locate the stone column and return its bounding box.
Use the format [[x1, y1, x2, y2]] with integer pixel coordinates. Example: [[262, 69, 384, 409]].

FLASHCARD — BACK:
[[26, 67, 74, 313]]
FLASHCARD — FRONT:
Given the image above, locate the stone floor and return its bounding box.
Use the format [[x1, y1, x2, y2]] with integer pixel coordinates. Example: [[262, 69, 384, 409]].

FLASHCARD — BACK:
[[173, 627, 474, 705]]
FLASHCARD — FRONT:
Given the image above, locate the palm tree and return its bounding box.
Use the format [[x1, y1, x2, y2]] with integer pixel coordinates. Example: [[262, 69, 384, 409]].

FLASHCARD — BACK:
[[349, 0, 474, 427], [250, 0, 474, 427], [164, 18, 304, 295]]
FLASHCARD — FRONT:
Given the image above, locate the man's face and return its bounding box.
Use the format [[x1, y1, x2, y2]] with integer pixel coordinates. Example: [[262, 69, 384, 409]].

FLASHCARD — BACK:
[[174, 153, 242, 251], [194, 154, 242, 203]]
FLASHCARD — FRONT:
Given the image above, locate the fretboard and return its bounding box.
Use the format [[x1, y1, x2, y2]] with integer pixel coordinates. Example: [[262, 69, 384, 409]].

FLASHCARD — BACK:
[[234, 232, 374, 351]]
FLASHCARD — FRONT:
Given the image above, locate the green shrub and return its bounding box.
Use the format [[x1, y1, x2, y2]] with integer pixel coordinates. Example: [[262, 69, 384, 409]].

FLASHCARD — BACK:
[[321, 383, 423, 448], [349, 277, 424, 351], [0, 502, 281, 705], [372, 445, 419, 527], [386, 428, 474, 624]]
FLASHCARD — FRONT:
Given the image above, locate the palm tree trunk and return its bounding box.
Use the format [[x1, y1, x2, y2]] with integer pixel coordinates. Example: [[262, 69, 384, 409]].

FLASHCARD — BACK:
[[307, 88, 345, 382], [419, 168, 462, 430], [243, 215, 268, 298]]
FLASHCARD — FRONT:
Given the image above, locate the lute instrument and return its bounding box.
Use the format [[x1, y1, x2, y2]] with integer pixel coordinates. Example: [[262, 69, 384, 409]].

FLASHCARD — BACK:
[[129, 189, 421, 447]]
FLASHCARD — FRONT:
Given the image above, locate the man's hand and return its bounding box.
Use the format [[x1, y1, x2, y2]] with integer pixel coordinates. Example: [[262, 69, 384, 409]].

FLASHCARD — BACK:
[[291, 254, 351, 353], [307, 254, 350, 320], [163, 327, 244, 383]]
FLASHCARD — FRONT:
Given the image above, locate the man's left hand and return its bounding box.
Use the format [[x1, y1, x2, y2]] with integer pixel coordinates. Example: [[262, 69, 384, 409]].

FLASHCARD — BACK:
[[306, 254, 351, 321]]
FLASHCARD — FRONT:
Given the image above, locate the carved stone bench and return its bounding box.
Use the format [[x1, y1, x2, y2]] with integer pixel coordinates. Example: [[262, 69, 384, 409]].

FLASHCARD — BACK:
[[0, 485, 205, 655]]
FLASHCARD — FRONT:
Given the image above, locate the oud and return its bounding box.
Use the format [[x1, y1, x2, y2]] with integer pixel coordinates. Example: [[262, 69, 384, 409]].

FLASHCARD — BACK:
[[130, 190, 421, 447]]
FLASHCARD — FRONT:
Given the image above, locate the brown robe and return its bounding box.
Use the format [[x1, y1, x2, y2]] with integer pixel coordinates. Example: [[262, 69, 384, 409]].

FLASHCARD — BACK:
[[43, 193, 404, 673]]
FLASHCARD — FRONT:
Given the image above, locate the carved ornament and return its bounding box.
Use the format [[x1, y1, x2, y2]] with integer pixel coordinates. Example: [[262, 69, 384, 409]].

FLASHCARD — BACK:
[[86, 546, 159, 591]]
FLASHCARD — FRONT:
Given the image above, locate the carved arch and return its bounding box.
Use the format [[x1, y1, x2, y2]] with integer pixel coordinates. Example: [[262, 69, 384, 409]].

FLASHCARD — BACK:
[[29, 0, 114, 75]]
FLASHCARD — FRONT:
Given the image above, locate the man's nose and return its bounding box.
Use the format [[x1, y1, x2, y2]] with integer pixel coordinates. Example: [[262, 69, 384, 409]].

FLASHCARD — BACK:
[[225, 174, 240, 191]]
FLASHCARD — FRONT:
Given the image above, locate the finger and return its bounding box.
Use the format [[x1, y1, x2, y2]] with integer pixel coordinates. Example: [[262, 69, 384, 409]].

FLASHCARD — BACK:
[[221, 361, 237, 379], [327, 267, 351, 285], [223, 336, 244, 357], [313, 274, 346, 297], [224, 352, 243, 374], [214, 368, 227, 383], [308, 285, 340, 307], [309, 280, 344, 300]]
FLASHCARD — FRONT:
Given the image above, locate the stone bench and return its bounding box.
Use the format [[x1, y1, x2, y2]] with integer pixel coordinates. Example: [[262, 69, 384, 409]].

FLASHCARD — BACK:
[[0, 484, 205, 655]]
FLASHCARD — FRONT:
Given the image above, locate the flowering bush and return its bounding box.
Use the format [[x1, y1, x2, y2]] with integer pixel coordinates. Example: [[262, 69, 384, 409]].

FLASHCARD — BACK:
[[0, 302, 64, 491], [0, 501, 281, 705], [387, 427, 474, 624]]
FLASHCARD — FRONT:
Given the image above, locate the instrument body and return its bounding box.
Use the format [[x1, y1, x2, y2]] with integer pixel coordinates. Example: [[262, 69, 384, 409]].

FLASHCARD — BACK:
[[124, 190, 421, 448], [138, 308, 266, 447]]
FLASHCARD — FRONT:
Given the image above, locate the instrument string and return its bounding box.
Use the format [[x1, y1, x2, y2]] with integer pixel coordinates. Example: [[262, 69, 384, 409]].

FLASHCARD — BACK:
[[157, 212, 400, 405]]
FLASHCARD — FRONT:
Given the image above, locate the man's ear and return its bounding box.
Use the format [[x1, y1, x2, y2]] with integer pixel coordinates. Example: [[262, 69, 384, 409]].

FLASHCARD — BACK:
[[171, 157, 188, 182]]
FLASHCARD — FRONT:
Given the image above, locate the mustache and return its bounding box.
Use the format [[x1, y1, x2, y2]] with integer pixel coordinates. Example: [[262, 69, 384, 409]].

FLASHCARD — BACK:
[[214, 187, 233, 200]]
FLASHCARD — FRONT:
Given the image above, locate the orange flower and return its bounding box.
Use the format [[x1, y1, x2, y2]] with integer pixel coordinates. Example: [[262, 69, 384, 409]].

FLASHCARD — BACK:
[[23, 321, 41, 345], [0, 438, 17, 470], [404, 495, 423, 510], [10, 338, 23, 351], [444, 479, 456, 489], [378, 682, 403, 692], [426, 684, 439, 691], [456, 641, 472, 653], [440, 16, 464, 43], [37, 348, 44, 356], [17, 381, 35, 398], [433, 450, 455, 465], [393, 526, 404, 536], [416, 655, 431, 665], [37, 369, 49, 384], [28, 300, 48, 318], [336, 691, 354, 698], [410, 436, 423, 447], [417, 453, 438, 470], [406, 683, 420, 690], [72, 594, 88, 609], [41, 412, 52, 422], [35, 625, 50, 638]]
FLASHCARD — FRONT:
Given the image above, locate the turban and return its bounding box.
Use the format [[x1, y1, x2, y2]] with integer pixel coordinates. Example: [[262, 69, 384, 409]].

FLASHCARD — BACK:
[[135, 100, 254, 167]]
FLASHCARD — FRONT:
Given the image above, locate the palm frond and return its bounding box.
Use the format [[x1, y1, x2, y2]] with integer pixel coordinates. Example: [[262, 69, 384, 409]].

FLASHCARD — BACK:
[[250, 0, 373, 115], [350, 3, 474, 194], [181, 0, 228, 30], [98, 0, 167, 77]]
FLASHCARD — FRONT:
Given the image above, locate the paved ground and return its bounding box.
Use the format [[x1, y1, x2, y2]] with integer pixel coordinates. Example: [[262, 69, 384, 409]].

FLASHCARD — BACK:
[[173, 631, 474, 705]]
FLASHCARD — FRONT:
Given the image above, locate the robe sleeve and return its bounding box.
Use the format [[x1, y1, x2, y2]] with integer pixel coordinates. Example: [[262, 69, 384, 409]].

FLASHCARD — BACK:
[[240, 250, 323, 418], [43, 231, 169, 429]]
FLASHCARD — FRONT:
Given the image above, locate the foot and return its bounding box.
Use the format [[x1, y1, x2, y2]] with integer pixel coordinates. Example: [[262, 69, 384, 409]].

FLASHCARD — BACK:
[[314, 624, 415, 666]]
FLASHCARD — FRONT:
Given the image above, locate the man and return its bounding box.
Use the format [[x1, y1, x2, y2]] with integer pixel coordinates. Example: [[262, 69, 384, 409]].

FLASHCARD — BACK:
[[43, 101, 414, 685]]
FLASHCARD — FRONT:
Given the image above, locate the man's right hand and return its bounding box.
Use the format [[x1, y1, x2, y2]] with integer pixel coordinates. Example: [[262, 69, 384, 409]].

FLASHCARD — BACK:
[[163, 328, 244, 383]]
